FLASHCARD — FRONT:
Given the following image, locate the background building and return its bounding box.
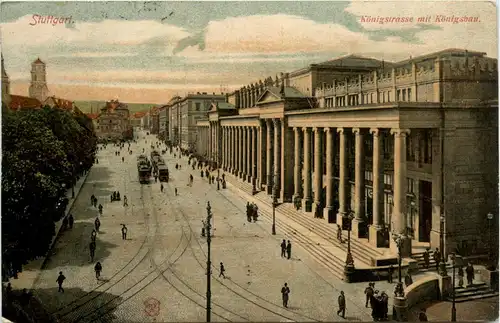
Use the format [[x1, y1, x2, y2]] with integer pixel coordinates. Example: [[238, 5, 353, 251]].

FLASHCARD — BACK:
[[29, 58, 50, 103], [95, 100, 132, 140]]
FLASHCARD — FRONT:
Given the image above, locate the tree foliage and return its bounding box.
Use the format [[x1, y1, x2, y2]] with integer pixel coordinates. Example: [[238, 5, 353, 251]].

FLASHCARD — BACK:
[[2, 107, 97, 277]]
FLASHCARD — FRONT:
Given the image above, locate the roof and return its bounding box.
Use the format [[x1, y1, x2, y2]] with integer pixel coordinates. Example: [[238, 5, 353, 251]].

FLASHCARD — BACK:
[[33, 57, 45, 64], [315, 54, 391, 69], [210, 101, 236, 112], [86, 113, 100, 120], [395, 48, 488, 65], [103, 100, 127, 111], [266, 86, 307, 99], [132, 111, 147, 118], [9, 95, 42, 110], [45, 96, 74, 110]]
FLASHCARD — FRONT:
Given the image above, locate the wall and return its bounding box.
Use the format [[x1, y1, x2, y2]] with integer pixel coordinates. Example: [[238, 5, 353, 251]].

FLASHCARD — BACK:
[[289, 73, 312, 96], [442, 108, 499, 255], [405, 276, 440, 309]]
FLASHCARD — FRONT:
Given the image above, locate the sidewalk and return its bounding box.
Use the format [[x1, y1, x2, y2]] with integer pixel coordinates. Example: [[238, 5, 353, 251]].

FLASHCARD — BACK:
[[8, 170, 91, 291]]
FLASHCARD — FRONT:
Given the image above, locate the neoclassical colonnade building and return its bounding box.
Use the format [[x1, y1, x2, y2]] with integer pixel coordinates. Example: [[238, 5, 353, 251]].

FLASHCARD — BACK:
[[196, 49, 498, 258]]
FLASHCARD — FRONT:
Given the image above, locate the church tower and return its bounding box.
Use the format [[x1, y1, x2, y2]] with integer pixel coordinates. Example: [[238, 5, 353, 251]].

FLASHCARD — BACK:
[[1, 54, 12, 108], [29, 57, 50, 102]]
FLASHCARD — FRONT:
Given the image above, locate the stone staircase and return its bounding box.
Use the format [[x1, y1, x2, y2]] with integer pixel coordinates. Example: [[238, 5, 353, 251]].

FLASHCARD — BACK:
[[447, 282, 499, 302], [411, 251, 453, 272], [220, 172, 255, 195], [252, 192, 387, 268]]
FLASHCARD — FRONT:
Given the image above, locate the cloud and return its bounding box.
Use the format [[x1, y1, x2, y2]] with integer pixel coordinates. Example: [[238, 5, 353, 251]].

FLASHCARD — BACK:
[[1, 15, 191, 50]]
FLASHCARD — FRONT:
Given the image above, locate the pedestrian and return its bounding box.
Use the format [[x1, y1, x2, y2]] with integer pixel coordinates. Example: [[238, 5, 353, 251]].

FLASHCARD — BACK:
[[219, 262, 226, 278], [91, 194, 96, 206], [466, 262, 475, 286], [387, 264, 394, 283], [433, 248, 441, 271], [286, 240, 292, 259], [175, 188, 178, 196], [122, 157, 124, 162], [123, 195, 128, 206], [62, 216, 69, 230], [380, 291, 389, 320], [337, 224, 343, 242], [56, 271, 66, 292], [94, 262, 102, 279], [281, 283, 290, 308], [155, 175, 158, 183], [160, 184, 164, 192], [337, 291, 346, 318], [423, 248, 430, 269], [418, 308, 428, 321], [68, 214, 74, 229], [364, 282, 374, 307], [95, 218, 101, 232], [98, 204, 103, 215], [89, 241, 96, 262], [404, 272, 413, 287], [458, 266, 464, 287], [122, 224, 128, 240], [91, 229, 97, 242], [280, 239, 286, 258]]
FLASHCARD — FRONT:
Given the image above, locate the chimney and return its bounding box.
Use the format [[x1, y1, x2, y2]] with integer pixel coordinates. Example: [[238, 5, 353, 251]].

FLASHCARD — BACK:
[[225, 93, 229, 103]]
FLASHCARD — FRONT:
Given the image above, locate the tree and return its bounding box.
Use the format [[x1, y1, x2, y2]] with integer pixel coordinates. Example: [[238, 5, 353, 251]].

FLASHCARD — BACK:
[[2, 107, 97, 279]]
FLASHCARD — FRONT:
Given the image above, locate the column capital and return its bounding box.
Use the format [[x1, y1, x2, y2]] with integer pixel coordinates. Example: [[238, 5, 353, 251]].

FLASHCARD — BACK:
[[302, 127, 310, 133], [272, 118, 282, 127], [266, 119, 273, 126], [352, 127, 366, 135], [323, 127, 334, 133], [369, 128, 383, 136], [337, 127, 345, 134], [390, 128, 411, 137], [313, 126, 322, 133]]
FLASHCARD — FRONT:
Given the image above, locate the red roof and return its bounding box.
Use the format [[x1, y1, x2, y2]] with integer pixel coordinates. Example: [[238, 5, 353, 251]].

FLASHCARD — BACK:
[[86, 113, 100, 120], [9, 95, 42, 110], [46, 96, 74, 110], [132, 111, 146, 118]]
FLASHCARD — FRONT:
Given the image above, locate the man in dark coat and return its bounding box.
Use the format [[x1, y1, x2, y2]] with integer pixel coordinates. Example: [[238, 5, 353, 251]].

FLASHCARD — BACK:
[[68, 214, 74, 229], [56, 271, 66, 292], [286, 240, 292, 259], [423, 249, 430, 269], [280, 240, 287, 258], [337, 291, 346, 318], [433, 248, 441, 271], [89, 241, 96, 262], [387, 265, 394, 283], [281, 283, 290, 308], [466, 262, 475, 286], [364, 283, 374, 307]]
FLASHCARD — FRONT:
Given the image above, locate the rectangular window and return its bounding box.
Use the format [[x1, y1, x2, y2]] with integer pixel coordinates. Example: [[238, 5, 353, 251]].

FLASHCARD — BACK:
[[402, 89, 407, 101], [408, 88, 412, 101], [370, 93, 374, 103], [397, 89, 401, 101], [195, 102, 201, 111], [388, 91, 391, 102]]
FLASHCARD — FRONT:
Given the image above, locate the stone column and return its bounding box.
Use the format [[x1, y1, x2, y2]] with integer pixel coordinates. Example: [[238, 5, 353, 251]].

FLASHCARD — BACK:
[[352, 128, 367, 238], [231, 127, 236, 174], [302, 127, 313, 212], [247, 126, 252, 182], [250, 127, 256, 185], [324, 127, 336, 221], [312, 127, 324, 217], [336, 128, 348, 227], [236, 127, 241, 177], [240, 127, 245, 178], [207, 123, 212, 162], [390, 128, 411, 256], [266, 119, 273, 194], [258, 120, 266, 189], [369, 128, 386, 247], [293, 127, 303, 200], [273, 119, 282, 198]]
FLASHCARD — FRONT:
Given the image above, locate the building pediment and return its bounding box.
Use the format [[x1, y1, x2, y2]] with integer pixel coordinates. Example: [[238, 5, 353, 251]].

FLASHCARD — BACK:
[[256, 89, 282, 105]]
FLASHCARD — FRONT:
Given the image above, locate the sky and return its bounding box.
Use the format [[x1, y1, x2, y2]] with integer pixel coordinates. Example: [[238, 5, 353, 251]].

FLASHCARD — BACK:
[[1, 0, 497, 104]]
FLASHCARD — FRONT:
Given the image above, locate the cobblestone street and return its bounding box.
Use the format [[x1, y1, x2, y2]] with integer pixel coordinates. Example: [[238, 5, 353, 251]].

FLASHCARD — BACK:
[[25, 130, 494, 322]]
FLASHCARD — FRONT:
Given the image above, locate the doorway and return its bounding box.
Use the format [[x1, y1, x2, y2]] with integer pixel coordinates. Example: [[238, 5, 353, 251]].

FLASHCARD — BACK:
[[419, 180, 432, 242]]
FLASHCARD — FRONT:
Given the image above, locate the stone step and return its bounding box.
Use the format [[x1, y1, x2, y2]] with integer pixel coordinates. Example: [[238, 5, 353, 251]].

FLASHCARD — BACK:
[[446, 283, 499, 302], [255, 203, 346, 280], [277, 204, 376, 267]]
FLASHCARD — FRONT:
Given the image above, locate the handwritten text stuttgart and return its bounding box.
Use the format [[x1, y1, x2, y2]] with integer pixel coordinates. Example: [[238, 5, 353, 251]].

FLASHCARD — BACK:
[[360, 15, 480, 24], [30, 14, 73, 26]]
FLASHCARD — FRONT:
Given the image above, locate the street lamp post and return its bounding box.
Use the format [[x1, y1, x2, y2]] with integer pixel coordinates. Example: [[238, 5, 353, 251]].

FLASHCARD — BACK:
[[439, 215, 448, 276], [217, 169, 220, 191], [345, 210, 355, 269], [392, 233, 405, 298], [487, 212, 494, 269], [409, 200, 416, 239], [252, 165, 257, 194], [451, 252, 456, 321], [271, 165, 277, 235], [205, 202, 213, 322]]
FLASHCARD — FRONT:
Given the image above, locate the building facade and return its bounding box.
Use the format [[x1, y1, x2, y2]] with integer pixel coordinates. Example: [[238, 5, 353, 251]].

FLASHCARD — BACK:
[[167, 93, 226, 151], [2, 54, 11, 107], [197, 49, 498, 260], [95, 100, 133, 140]]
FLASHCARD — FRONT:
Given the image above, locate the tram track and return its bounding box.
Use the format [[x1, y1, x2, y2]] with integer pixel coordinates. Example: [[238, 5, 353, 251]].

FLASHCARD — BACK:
[[151, 165, 319, 322]]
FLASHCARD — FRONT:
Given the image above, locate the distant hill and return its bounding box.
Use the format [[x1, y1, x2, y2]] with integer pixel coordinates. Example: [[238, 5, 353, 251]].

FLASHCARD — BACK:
[[74, 101, 160, 114]]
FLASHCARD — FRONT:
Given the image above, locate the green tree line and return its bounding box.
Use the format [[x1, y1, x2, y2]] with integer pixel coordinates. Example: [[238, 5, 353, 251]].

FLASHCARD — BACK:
[[2, 105, 97, 280]]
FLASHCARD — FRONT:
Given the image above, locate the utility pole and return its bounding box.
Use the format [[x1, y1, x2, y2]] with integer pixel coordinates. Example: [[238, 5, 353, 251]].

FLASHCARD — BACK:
[[205, 202, 212, 322]]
